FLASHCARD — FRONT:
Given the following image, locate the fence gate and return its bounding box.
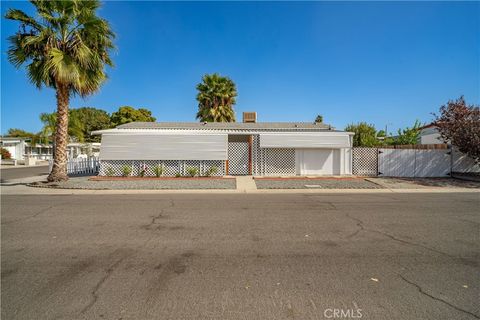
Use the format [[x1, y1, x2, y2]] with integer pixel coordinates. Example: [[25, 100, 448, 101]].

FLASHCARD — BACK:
[[227, 135, 250, 175], [378, 149, 450, 177], [352, 147, 378, 176]]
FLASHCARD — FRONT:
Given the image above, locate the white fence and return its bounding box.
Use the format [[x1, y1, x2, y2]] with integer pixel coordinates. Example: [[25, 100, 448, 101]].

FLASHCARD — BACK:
[[378, 149, 451, 177], [49, 157, 100, 175]]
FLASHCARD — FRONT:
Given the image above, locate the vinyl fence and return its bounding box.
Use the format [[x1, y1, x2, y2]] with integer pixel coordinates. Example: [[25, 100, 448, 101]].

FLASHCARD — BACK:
[[353, 147, 479, 178], [49, 157, 100, 175]]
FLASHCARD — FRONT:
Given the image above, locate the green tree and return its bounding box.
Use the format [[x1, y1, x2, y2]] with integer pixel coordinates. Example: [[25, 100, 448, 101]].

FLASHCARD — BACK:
[[5, 0, 115, 181], [196, 73, 237, 122], [110, 106, 156, 127], [345, 122, 380, 147], [315, 115, 323, 123], [6, 128, 42, 145], [40, 111, 85, 144], [390, 120, 422, 145], [71, 107, 110, 142]]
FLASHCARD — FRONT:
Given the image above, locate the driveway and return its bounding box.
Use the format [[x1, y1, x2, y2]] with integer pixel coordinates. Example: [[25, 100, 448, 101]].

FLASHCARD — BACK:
[[1, 193, 479, 319]]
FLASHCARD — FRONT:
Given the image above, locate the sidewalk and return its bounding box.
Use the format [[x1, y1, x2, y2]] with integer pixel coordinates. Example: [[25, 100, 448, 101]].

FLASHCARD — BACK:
[[1, 175, 479, 195]]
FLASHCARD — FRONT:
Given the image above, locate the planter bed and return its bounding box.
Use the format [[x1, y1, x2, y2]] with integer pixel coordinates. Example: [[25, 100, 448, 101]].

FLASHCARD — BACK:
[[29, 176, 236, 190], [90, 176, 234, 181], [255, 177, 384, 189]]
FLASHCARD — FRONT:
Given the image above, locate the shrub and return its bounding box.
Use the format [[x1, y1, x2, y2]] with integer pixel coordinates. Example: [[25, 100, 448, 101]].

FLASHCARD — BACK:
[[106, 167, 114, 177], [122, 165, 132, 177], [1, 147, 12, 159], [187, 167, 198, 177], [138, 164, 147, 177], [206, 165, 218, 176], [153, 165, 163, 177], [175, 172, 182, 178]]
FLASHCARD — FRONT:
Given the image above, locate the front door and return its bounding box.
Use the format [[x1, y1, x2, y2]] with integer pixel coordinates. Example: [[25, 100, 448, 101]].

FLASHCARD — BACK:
[[227, 135, 250, 175]]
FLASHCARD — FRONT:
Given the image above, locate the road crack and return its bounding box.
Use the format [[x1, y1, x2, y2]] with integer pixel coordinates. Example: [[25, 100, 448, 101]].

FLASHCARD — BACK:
[[2, 205, 55, 225], [344, 213, 453, 258], [142, 199, 175, 230], [80, 256, 126, 314], [398, 274, 480, 319]]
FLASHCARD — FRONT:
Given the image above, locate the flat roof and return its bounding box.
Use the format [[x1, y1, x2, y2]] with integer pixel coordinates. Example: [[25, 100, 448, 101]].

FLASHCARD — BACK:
[[116, 121, 334, 130]]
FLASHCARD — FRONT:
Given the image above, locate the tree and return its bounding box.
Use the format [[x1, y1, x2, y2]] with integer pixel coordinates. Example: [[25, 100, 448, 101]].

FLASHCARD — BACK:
[[6, 128, 42, 145], [390, 120, 422, 145], [315, 115, 323, 123], [196, 73, 237, 122], [6, 0, 115, 181], [1, 148, 12, 160], [345, 122, 379, 147], [71, 107, 110, 142], [434, 96, 480, 163], [40, 111, 85, 143], [110, 106, 156, 127]]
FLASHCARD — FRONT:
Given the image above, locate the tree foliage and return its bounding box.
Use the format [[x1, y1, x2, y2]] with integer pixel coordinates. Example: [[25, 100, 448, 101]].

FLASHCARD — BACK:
[[434, 96, 480, 163], [71, 107, 110, 142], [315, 115, 323, 123], [110, 106, 156, 127], [345, 122, 379, 147], [196, 73, 237, 122], [1, 148, 12, 159], [5, 0, 115, 181], [389, 120, 421, 145], [6, 128, 42, 145], [40, 111, 85, 143]]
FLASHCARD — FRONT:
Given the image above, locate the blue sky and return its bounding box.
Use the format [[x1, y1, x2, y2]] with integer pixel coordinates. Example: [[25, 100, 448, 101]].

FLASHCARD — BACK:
[[1, 1, 479, 134]]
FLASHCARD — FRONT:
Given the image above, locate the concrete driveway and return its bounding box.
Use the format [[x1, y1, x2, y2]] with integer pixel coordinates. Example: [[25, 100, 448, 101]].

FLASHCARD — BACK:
[[1, 193, 479, 319]]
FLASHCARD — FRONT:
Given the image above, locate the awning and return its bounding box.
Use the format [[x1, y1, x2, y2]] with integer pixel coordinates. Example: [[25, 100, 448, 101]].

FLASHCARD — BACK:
[[260, 133, 351, 148]]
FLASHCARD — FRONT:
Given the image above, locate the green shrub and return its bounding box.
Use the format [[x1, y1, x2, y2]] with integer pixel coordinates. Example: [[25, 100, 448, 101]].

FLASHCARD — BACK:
[[175, 172, 182, 178], [106, 167, 114, 177], [153, 165, 163, 177], [122, 165, 132, 177], [205, 165, 218, 177], [187, 167, 198, 177], [0, 147, 11, 159]]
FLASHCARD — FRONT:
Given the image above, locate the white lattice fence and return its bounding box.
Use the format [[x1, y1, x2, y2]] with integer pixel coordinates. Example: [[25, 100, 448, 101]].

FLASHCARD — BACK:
[[352, 148, 378, 176], [264, 148, 296, 176], [99, 160, 224, 177], [228, 141, 249, 175]]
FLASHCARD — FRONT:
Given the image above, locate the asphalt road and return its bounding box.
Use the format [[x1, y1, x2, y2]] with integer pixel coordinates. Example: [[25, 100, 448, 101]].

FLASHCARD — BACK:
[[0, 165, 49, 182], [1, 193, 479, 320]]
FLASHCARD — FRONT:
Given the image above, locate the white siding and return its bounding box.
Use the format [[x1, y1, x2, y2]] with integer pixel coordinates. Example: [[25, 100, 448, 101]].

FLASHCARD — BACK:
[[99, 134, 227, 160], [260, 133, 351, 148]]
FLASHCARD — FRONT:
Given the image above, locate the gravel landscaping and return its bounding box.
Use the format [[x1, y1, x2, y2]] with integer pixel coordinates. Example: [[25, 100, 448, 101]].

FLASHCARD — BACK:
[[29, 176, 236, 190], [369, 177, 480, 189], [254, 178, 384, 189]]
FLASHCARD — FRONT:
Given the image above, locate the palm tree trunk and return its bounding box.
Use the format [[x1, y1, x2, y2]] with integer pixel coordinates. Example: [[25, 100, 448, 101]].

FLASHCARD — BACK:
[[47, 83, 70, 182]]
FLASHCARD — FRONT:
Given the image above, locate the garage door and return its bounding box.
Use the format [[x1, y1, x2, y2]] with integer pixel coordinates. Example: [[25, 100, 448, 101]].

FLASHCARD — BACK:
[[296, 149, 340, 175]]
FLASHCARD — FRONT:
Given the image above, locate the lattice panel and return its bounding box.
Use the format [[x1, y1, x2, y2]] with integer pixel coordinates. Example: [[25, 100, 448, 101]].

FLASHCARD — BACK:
[[252, 135, 261, 176], [264, 148, 295, 176], [228, 141, 249, 175], [352, 147, 378, 176], [99, 160, 224, 177]]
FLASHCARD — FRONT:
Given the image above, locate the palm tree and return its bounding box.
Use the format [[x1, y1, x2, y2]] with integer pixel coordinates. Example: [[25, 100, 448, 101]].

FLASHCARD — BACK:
[[5, 0, 115, 181], [196, 73, 237, 122]]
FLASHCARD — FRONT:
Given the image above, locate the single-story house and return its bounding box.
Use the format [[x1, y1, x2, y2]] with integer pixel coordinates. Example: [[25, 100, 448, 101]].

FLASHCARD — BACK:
[[418, 124, 446, 145], [93, 113, 354, 177], [0, 136, 100, 161]]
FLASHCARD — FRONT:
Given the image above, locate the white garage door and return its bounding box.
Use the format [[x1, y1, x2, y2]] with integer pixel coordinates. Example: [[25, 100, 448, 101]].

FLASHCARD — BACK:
[[296, 149, 340, 175]]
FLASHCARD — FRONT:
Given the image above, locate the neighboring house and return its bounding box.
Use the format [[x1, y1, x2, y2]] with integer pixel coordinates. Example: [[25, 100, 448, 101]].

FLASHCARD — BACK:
[[418, 124, 446, 145], [0, 136, 100, 161], [93, 112, 354, 176]]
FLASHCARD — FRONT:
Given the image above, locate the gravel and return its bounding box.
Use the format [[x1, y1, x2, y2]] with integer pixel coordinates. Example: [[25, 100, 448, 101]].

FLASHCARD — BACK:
[[254, 178, 384, 189], [30, 176, 237, 190], [369, 177, 480, 189]]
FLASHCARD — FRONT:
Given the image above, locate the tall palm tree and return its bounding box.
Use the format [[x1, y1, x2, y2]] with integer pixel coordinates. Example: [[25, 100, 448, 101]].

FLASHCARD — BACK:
[[196, 73, 237, 122], [5, 0, 115, 181]]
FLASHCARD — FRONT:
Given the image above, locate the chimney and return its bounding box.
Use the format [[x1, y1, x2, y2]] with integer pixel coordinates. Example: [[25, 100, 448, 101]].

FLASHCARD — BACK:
[[243, 112, 257, 123]]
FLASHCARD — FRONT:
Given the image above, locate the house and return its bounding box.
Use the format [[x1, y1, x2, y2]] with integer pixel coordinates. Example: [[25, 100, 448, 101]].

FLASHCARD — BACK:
[[0, 136, 100, 162], [418, 123, 446, 145], [93, 112, 354, 177]]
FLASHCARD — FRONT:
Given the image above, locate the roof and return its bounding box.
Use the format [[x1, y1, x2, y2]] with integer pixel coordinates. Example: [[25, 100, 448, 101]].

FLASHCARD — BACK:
[[116, 121, 333, 130]]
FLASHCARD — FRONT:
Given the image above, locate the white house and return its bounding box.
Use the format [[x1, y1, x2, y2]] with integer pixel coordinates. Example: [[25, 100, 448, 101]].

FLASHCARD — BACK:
[[418, 124, 446, 145], [93, 113, 354, 177]]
